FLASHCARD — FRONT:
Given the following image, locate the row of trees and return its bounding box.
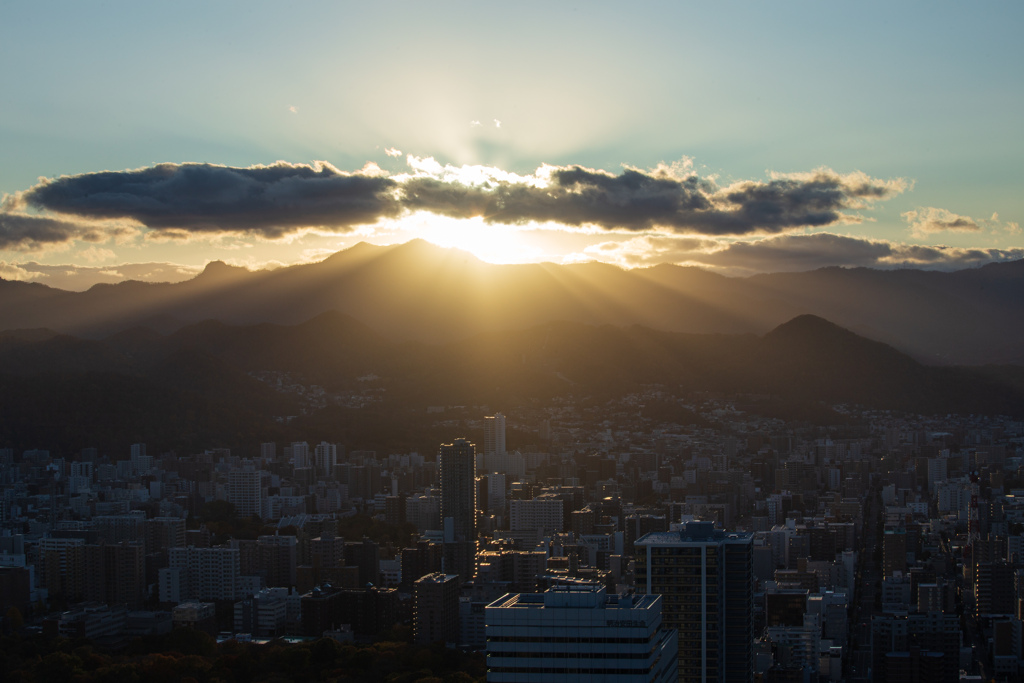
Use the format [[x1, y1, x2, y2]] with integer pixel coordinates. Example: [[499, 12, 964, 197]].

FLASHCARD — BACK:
[[1, 629, 486, 683]]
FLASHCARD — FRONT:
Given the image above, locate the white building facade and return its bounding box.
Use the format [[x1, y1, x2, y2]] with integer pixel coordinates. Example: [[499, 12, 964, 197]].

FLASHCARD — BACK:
[[485, 584, 678, 682]]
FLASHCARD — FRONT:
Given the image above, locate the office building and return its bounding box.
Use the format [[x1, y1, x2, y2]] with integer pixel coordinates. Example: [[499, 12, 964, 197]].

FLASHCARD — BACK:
[[485, 583, 678, 682], [289, 442, 310, 469], [509, 498, 564, 544], [871, 612, 960, 683], [483, 413, 506, 472], [172, 601, 217, 633], [439, 438, 476, 581], [314, 441, 337, 478], [636, 521, 754, 683], [83, 541, 145, 609], [301, 585, 399, 637], [39, 536, 86, 603], [145, 517, 187, 555], [401, 540, 445, 591], [228, 461, 262, 518], [165, 546, 240, 601], [882, 529, 907, 578], [484, 413, 506, 458], [234, 588, 289, 637], [414, 572, 460, 645], [93, 513, 145, 545]]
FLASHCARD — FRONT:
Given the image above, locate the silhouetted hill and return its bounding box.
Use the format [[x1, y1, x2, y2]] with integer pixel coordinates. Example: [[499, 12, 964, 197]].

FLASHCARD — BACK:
[[1, 241, 1022, 364], [2, 312, 1022, 452]]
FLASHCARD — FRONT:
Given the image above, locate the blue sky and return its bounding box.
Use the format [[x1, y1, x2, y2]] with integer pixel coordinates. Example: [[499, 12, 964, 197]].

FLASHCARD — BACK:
[[2, 2, 1022, 289]]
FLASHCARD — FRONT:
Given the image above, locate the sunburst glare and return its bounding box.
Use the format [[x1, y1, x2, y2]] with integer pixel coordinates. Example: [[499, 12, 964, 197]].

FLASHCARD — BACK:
[[396, 213, 548, 264]]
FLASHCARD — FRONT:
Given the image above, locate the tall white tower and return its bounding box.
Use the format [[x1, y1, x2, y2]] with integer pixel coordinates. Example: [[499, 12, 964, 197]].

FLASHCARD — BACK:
[[484, 413, 506, 458], [314, 441, 337, 477]]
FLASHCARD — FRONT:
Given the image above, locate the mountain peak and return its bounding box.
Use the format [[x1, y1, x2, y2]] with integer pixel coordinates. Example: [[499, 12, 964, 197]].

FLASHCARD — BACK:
[[196, 260, 250, 280], [767, 314, 845, 339], [390, 238, 480, 260]]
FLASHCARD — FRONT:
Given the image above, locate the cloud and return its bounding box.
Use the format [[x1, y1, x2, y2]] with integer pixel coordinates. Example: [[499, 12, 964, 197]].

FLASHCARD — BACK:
[[902, 206, 1022, 238], [470, 120, 482, 126], [0, 261, 37, 282], [570, 235, 717, 268], [494, 119, 501, 128], [14, 158, 909, 245], [698, 233, 894, 272], [384, 147, 402, 157], [78, 246, 116, 263], [289, 105, 298, 114], [880, 243, 1024, 268], [401, 163, 907, 236], [0, 261, 202, 290], [0, 210, 130, 251], [579, 232, 1024, 275], [902, 206, 982, 236], [23, 161, 401, 239]]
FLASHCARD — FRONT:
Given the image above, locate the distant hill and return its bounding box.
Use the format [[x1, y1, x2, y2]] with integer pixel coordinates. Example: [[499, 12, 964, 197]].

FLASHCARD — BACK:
[[1, 240, 1023, 364], [2, 312, 1022, 452]]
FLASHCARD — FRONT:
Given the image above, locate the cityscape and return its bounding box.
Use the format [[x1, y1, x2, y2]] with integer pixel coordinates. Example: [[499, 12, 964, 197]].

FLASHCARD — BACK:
[[2, 397, 1023, 681], [2, 3, 1023, 682]]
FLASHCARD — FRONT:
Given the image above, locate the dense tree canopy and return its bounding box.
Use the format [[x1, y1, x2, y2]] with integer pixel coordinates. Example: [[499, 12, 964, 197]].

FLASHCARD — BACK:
[[0, 631, 486, 683]]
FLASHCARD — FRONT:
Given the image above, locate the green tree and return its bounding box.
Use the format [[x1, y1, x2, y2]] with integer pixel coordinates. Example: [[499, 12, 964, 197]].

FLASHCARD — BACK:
[[4, 606, 23, 633]]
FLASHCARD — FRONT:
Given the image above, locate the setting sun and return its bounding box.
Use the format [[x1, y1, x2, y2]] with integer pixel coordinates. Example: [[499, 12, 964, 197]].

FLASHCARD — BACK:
[[398, 213, 547, 265]]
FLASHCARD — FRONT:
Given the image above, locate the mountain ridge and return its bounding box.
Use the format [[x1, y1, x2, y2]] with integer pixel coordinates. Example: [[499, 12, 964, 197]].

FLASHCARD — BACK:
[[2, 311, 1023, 452], [2, 241, 1022, 365]]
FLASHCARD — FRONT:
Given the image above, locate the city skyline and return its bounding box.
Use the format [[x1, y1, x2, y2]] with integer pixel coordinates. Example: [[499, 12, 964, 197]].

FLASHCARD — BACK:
[[3, 5, 1024, 675]]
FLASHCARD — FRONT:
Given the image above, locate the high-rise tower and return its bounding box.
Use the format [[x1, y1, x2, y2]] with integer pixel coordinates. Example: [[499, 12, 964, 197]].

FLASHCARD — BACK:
[[228, 461, 262, 518], [483, 413, 506, 459], [439, 438, 476, 581], [636, 521, 753, 683]]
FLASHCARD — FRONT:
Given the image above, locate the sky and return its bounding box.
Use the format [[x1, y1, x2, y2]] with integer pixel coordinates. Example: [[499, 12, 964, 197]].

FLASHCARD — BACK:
[[1, 1, 1022, 290]]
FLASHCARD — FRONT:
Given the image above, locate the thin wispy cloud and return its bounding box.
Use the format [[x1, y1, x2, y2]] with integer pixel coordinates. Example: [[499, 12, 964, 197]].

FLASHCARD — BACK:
[[902, 206, 1020, 237], [0, 261, 34, 281], [78, 246, 116, 263], [0, 260, 201, 290], [902, 207, 981, 236], [577, 232, 1024, 275]]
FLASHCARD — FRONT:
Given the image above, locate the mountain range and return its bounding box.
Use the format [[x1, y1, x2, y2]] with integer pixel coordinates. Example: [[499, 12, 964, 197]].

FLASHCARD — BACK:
[[2, 239, 1024, 365], [2, 309, 1023, 453]]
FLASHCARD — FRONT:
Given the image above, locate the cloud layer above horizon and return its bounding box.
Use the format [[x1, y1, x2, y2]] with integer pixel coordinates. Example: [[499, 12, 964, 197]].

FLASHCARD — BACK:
[[0, 157, 1019, 281], [6, 158, 907, 245], [579, 232, 1024, 276]]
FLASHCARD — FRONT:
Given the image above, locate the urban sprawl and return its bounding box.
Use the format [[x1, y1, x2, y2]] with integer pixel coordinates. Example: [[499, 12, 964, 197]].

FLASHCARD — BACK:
[[2, 393, 1023, 682]]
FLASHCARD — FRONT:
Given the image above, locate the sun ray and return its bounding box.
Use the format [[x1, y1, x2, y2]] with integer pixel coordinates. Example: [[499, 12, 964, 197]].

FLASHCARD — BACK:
[[400, 213, 547, 265]]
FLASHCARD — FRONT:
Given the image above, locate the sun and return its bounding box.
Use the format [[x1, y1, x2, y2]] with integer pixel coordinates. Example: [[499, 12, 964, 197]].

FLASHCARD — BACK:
[[399, 213, 546, 264]]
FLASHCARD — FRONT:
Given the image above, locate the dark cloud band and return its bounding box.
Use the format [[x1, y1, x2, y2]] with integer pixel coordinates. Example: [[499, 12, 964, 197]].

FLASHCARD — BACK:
[[402, 166, 904, 235], [14, 159, 907, 242], [0, 211, 119, 250], [23, 161, 401, 239]]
